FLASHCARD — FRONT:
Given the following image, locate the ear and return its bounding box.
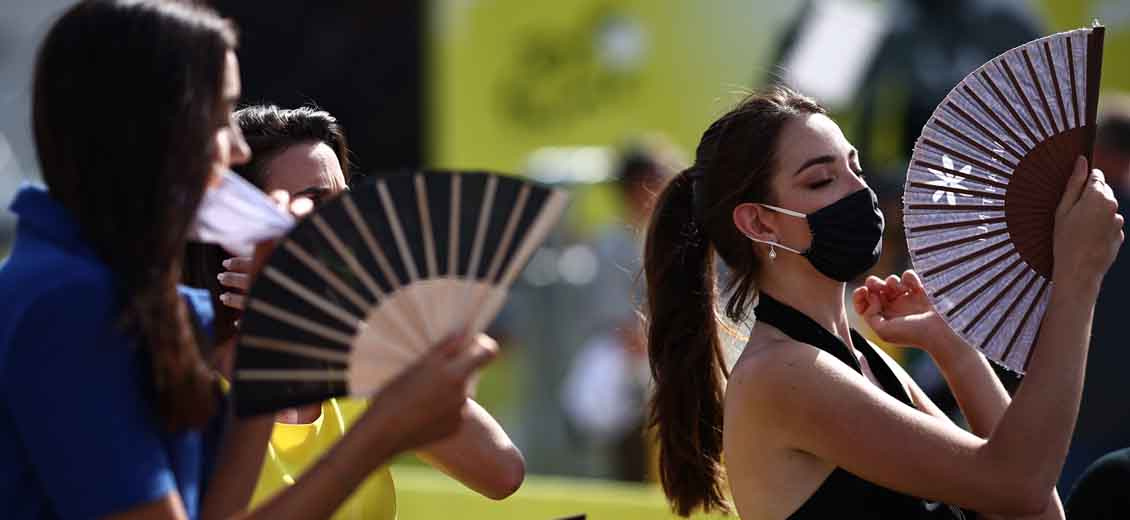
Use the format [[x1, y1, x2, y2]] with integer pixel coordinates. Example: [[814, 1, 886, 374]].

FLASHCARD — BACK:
[[732, 202, 779, 243]]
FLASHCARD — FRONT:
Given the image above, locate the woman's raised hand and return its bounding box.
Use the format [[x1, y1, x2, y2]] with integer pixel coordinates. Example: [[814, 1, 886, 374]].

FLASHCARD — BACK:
[[852, 270, 956, 351], [1052, 156, 1123, 291]]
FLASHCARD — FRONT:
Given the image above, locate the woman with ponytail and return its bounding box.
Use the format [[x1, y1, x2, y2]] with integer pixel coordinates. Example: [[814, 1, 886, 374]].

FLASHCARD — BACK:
[[644, 85, 1122, 519]]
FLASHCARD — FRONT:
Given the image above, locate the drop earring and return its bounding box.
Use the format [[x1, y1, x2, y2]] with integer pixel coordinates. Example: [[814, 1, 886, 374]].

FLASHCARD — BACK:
[[769, 244, 777, 261]]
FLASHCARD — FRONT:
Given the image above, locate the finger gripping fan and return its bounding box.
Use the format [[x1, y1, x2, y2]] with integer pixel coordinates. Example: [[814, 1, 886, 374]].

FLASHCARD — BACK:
[[903, 24, 1104, 374], [233, 171, 569, 416]]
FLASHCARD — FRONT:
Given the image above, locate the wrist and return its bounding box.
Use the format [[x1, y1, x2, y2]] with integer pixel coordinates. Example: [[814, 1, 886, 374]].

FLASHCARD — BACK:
[[1052, 268, 1103, 298]]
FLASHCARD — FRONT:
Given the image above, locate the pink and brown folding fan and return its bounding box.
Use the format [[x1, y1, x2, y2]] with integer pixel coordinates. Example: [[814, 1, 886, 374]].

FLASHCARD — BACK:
[[903, 23, 1105, 373]]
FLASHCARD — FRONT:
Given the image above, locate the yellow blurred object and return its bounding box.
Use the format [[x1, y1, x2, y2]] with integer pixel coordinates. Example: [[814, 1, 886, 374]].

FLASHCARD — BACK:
[[250, 398, 398, 520]]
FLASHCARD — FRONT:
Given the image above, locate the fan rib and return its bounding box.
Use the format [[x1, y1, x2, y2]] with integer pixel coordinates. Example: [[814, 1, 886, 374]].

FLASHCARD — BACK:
[[909, 182, 1004, 201], [1020, 280, 1053, 372], [247, 299, 354, 347], [1004, 277, 1049, 364], [907, 216, 1007, 233], [912, 159, 1008, 190], [1043, 41, 1071, 130], [933, 118, 1017, 168], [946, 101, 1024, 159], [415, 175, 439, 277], [448, 175, 461, 276], [1085, 27, 1106, 164], [485, 185, 531, 282], [497, 191, 571, 287], [242, 335, 351, 364], [281, 241, 371, 310], [979, 69, 1039, 145], [921, 238, 1011, 277], [1013, 51, 1070, 169], [376, 181, 421, 282], [978, 270, 1039, 351], [939, 253, 1020, 307], [961, 85, 1029, 157], [466, 176, 498, 279], [313, 212, 386, 299], [1023, 49, 1060, 135], [907, 204, 1004, 212], [915, 227, 1009, 256], [236, 369, 347, 382], [262, 266, 362, 329], [922, 138, 1011, 179], [999, 58, 1049, 139], [961, 265, 1028, 335], [1066, 36, 1080, 127]]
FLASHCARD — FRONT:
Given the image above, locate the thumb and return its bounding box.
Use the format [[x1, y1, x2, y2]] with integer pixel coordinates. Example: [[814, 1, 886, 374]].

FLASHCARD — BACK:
[[1057, 156, 1089, 218]]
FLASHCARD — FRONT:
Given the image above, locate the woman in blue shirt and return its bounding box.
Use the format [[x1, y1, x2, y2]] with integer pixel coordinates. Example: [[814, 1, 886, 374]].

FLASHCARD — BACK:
[[0, 1, 494, 519]]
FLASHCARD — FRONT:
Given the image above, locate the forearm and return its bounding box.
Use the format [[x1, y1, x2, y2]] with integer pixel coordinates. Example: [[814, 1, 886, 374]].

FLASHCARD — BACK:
[[200, 414, 274, 520], [416, 399, 525, 499], [926, 331, 1010, 437], [986, 283, 1096, 494]]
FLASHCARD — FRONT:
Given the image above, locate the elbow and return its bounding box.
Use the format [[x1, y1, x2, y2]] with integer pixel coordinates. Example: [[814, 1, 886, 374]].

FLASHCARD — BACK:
[[482, 447, 525, 500], [984, 469, 1053, 516]]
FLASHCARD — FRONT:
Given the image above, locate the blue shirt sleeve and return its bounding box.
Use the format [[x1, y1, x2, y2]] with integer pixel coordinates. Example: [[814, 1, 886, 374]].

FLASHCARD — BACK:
[[2, 279, 177, 518]]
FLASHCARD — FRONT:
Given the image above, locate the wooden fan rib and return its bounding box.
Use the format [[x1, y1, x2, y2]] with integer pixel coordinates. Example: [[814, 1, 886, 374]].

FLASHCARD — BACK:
[[1066, 35, 1081, 128], [415, 175, 439, 278], [979, 69, 1039, 146], [281, 241, 371, 310], [911, 159, 1008, 190], [448, 175, 460, 276], [1085, 26, 1105, 164], [1020, 280, 1053, 372], [921, 138, 1012, 179], [466, 175, 498, 280], [940, 254, 1021, 310], [932, 118, 1017, 168], [496, 190, 571, 288], [907, 216, 1007, 233], [242, 335, 351, 365], [1043, 40, 1071, 131], [906, 204, 1004, 212], [914, 226, 1009, 256], [945, 101, 1024, 159], [978, 270, 1039, 354], [999, 57, 1049, 139], [262, 266, 362, 329], [247, 299, 354, 347], [1023, 48, 1060, 135], [1004, 276, 1049, 363], [485, 184, 532, 282], [961, 264, 1029, 335], [908, 181, 1004, 201], [920, 237, 1011, 278], [313, 212, 385, 299], [236, 369, 347, 382], [376, 180, 421, 282], [961, 84, 1030, 156]]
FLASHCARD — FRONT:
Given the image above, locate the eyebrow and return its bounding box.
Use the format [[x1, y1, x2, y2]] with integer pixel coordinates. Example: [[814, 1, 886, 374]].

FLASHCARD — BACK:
[[793, 155, 836, 176], [294, 186, 331, 199]]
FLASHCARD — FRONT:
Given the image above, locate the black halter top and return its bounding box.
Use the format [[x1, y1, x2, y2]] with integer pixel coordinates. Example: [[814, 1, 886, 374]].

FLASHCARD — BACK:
[[754, 294, 968, 520]]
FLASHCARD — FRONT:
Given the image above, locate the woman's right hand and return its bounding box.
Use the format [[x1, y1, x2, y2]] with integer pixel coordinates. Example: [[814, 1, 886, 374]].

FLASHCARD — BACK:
[[361, 333, 498, 454], [1052, 156, 1123, 291]]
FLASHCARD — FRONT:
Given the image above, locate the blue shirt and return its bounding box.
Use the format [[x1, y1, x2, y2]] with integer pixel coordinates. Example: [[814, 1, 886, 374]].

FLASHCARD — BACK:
[[0, 186, 219, 519]]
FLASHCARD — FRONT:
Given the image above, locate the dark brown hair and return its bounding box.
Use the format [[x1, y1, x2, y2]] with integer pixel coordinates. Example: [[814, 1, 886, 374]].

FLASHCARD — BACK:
[[183, 105, 351, 347], [643, 85, 825, 516], [33, 0, 237, 430]]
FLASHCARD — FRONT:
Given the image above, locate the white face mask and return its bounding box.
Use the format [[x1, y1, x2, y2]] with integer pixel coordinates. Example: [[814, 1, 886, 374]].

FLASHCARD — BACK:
[[188, 170, 296, 256]]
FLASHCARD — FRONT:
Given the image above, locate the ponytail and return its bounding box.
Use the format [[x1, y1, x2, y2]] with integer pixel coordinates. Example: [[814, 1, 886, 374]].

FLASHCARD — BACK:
[[644, 169, 731, 516]]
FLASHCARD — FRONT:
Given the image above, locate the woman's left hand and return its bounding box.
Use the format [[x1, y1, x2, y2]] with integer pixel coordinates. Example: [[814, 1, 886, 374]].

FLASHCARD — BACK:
[[852, 270, 957, 352]]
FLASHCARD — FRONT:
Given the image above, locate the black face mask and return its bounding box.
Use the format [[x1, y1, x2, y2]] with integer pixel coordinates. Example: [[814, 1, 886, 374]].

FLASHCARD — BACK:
[[754, 187, 885, 282]]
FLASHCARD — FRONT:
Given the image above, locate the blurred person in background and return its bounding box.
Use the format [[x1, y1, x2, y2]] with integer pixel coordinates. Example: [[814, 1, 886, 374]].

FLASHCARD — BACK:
[[184, 104, 525, 519], [560, 138, 677, 482], [0, 2, 496, 519], [643, 85, 1120, 518], [1060, 94, 1130, 495]]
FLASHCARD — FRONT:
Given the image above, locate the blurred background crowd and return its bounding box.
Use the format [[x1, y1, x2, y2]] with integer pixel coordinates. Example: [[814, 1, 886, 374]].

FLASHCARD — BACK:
[[2, 0, 1129, 517]]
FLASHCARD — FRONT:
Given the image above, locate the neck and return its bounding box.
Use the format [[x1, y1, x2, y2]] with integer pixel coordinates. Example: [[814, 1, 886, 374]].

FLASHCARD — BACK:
[[757, 260, 852, 346]]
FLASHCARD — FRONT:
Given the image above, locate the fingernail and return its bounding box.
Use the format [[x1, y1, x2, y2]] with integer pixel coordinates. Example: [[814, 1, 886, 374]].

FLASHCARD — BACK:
[[217, 273, 226, 283], [219, 293, 231, 303], [222, 259, 233, 269]]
